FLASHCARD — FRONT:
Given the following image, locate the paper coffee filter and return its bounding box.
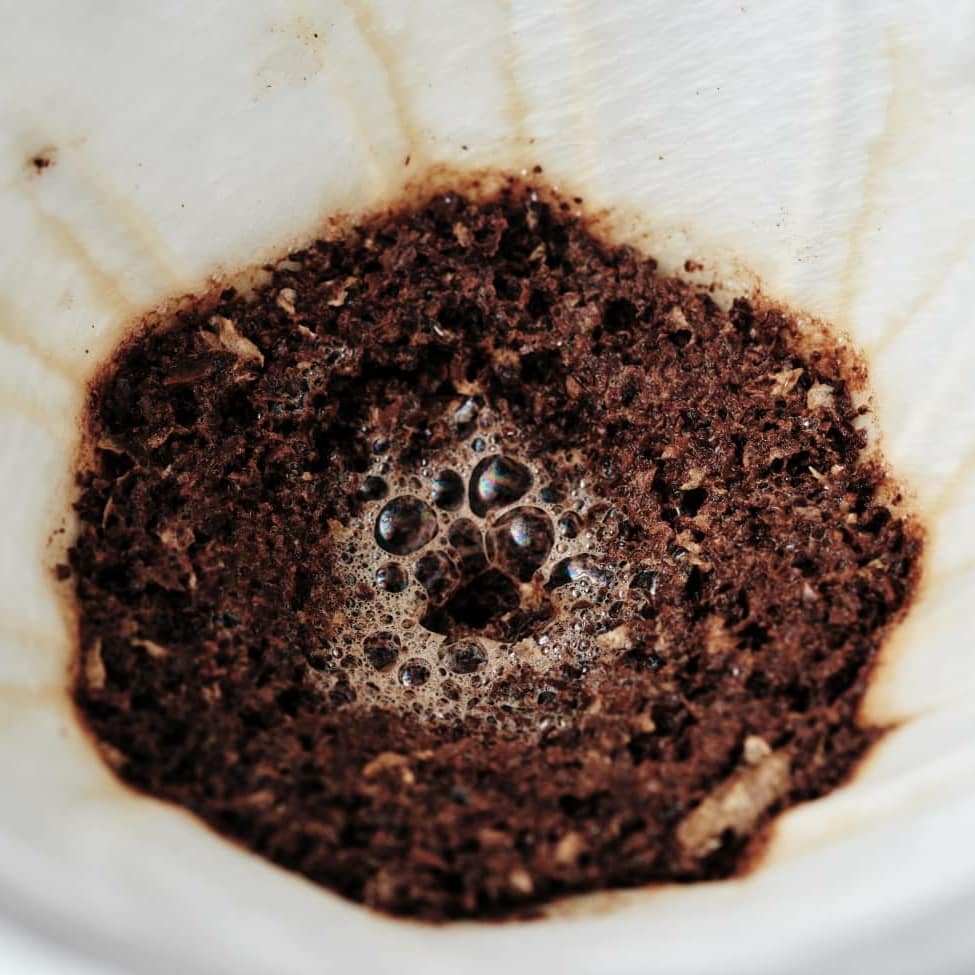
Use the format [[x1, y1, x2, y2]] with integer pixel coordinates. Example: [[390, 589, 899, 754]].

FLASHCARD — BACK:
[[1, 1, 973, 972]]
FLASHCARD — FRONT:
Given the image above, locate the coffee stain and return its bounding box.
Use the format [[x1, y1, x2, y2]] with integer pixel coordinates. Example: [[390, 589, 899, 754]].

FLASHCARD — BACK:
[[257, 3, 327, 96], [926, 439, 975, 520], [26, 146, 57, 175], [778, 4, 842, 296], [0, 386, 72, 441], [884, 321, 975, 471], [868, 221, 975, 361], [23, 183, 136, 320], [343, 0, 426, 165], [497, 0, 530, 148], [306, 8, 394, 197], [928, 556, 975, 588], [0, 296, 81, 384], [68, 147, 191, 295], [836, 36, 905, 325], [566, 0, 600, 188], [0, 616, 71, 672], [0, 682, 65, 711]]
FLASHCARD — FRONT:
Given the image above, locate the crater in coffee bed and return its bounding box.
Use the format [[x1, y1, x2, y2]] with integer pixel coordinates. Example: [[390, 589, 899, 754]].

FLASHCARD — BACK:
[[68, 174, 922, 921]]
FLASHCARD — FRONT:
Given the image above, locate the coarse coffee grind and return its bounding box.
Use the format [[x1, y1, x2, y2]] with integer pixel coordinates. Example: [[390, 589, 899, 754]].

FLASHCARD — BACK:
[[68, 175, 922, 921]]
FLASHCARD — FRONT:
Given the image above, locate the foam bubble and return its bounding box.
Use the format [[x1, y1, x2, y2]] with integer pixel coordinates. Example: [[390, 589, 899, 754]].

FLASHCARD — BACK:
[[375, 496, 438, 555]]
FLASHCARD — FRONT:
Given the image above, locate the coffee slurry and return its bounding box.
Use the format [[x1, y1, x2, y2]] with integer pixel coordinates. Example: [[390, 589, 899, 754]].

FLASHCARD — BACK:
[[68, 177, 922, 921]]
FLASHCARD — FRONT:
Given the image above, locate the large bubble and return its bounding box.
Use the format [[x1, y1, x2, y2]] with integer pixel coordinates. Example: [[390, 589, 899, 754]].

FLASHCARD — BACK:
[[469, 455, 532, 517], [375, 496, 438, 555], [487, 506, 555, 582]]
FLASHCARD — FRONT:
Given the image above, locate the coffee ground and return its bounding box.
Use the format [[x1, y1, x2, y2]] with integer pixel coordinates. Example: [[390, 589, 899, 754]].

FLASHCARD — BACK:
[[69, 178, 922, 921]]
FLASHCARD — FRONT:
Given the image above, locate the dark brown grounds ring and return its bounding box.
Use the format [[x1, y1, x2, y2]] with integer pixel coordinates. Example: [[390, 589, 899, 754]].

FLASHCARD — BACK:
[[67, 175, 922, 921]]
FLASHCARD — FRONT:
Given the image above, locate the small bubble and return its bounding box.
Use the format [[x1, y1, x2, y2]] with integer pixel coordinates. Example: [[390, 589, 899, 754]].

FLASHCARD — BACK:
[[431, 469, 464, 510], [470, 455, 533, 516], [356, 475, 389, 502], [372, 438, 389, 454], [629, 566, 658, 596], [540, 483, 565, 504], [537, 688, 557, 705], [415, 550, 459, 600], [472, 437, 487, 453], [453, 397, 480, 435], [375, 496, 438, 555], [557, 511, 583, 539], [376, 562, 408, 593], [548, 554, 615, 592], [398, 658, 431, 688], [363, 632, 400, 671], [593, 507, 626, 544], [486, 506, 554, 582], [440, 640, 488, 674]]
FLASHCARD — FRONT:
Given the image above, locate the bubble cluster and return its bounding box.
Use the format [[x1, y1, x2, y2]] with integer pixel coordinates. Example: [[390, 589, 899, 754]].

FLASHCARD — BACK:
[[315, 398, 652, 728]]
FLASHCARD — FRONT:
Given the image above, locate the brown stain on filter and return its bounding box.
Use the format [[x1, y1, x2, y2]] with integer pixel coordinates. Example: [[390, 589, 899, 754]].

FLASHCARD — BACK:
[[26, 147, 57, 174], [0, 383, 73, 441], [926, 440, 975, 521], [497, 0, 531, 148], [343, 0, 427, 165], [566, 0, 601, 188], [24, 182, 135, 320], [298, 2, 394, 198], [0, 296, 81, 384], [836, 38, 905, 325], [68, 147, 191, 296], [868, 223, 975, 362]]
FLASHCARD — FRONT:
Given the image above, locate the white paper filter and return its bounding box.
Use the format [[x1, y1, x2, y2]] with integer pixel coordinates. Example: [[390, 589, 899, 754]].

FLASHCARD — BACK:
[[0, 2, 973, 973]]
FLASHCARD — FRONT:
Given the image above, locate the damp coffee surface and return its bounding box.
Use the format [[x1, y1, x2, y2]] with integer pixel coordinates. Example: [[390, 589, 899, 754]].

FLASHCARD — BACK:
[[70, 178, 922, 921]]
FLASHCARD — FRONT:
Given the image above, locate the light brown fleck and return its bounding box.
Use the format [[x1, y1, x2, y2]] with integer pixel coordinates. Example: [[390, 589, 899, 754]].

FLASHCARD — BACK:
[[84, 638, 106, 690], [667, 306, 690, 328], [276, 287, 297, 316], [705, 616, 735, 655], [209, 316, 264, 366], [769, 367, 803, 396], [131, 638, 168, 659], [680, 467, 705, 490], [743, 735, 772, 764], [360, 752, 415, 786], [595, 625, 633, 651], [97, 741, 127, 769], [806, 383, 835, 411], [554, 832, 585, 865], [508, 867, 534, 894], [676, 750, 790, 861], [327, 277, 356, 307]]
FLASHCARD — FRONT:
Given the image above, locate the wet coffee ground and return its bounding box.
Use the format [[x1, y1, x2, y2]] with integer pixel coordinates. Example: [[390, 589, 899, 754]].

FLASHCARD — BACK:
[[70, 178, 922, 920]]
